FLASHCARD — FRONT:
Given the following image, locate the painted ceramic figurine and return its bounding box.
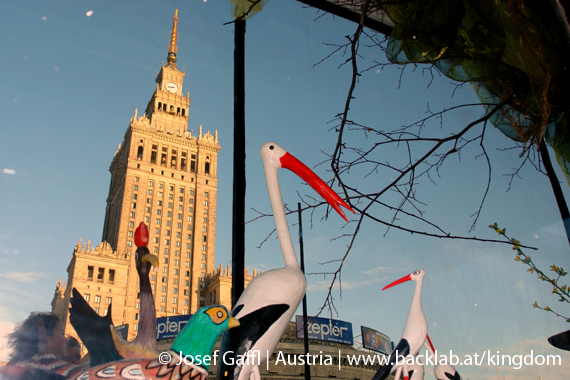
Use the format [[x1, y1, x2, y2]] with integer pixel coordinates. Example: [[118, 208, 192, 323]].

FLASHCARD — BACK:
[[71, 305, 239, 380], [70, 222, 159, 365], [219, 142, 354, 380], [426, 336, 463, 380], [372, 269, 431, 380], [111, 222, 160, 359]]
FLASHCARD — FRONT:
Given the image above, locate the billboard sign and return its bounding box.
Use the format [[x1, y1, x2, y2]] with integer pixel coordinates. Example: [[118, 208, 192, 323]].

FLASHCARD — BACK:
[[156, 314, 192, 340], [361, 326, 391, 355], [295, 315, 353, 345]]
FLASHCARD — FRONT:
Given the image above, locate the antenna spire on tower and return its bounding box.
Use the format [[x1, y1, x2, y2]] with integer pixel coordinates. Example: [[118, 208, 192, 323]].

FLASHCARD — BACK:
[[167, 9, 179, 66]]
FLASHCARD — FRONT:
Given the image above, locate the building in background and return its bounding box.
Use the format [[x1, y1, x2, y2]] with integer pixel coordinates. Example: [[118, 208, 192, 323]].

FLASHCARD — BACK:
[[51, 10, 223, 344]]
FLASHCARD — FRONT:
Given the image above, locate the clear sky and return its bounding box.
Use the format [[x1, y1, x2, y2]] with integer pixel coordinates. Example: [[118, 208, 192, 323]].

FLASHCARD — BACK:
[[1, 1, 569, 379]]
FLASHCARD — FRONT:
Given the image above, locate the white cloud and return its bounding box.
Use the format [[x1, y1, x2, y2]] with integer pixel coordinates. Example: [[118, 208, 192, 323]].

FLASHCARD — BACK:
[[0, 272, 47, 282]]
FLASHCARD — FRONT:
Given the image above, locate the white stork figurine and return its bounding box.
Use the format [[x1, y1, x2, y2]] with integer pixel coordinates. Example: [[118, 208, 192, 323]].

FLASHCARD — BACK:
[[426, 336, 463, 380], [372, 269, 429, 380], [218, 142, 354, 380]]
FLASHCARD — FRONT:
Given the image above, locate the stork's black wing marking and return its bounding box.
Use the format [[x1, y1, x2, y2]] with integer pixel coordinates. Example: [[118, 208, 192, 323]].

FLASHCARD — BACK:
[[370, 339, 410, 380], [69, 287, 123, 366], [548, 329, 570, 351], [441, 370, 461, 380], [218, 304, 290, 380]]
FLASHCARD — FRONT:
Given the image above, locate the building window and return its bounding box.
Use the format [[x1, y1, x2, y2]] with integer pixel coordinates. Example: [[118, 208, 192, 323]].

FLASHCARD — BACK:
[[201, 263, 205, 269], [158, 192, 163, 198], [156, 209, 162, 215], [147, 198, 151, 204], [97, 268, 105, 281], [203, 200, 208, 206], [148, 189, 153, 195], [153, 246, 158, 253], [188, 216, 193, 222], [134, 185, 139, 191], [161, 296, 166, 303], [167, 211, 172, 218], [160, 306, 165, 312], [173, 269, 179, 275], [201, 272, 205, 278], [203, 218, 207, 223], [184, 281, 189, 286], [135, 313, 139, 321], [128, 231, 133, 237], [189, 199, 194, 205], [162, 277, 167, 283], [185, 262, 190, 268], [161, 286, 166, 293], [202, 245, 206, 251], [175, 250, 180, 257], [164, 248, 170, 255], [172, 298, 177, 304], [153, 237, 159, 244], [135, 176, 140, 183], [149, 181, 154, 187], [165, 239, 170, 246], [173, 279, 178, 285], [84, 294, 90, 302], [129, 221, 135, 228], [174, 260, 180, 266], [87, 266, 94, 280], [186, 271, 190, 277], [173, 288, 178, 294], [166, 221, 171, 227], [172, 308, 177, 314], [109, 270, 115, 284], [130, 212, 135, 218], [94, 307, 99, 314], [132, 202, 137, 209], [201, 254, 206, 260], [94, 295, 101, 304], [184, 299, 188, 306], [177, 223, 182, 229], [168, 202, 173, 209], [155, 218, 161, 224], [105, 297, 112, 305], [163, 258, 168, 264], [157, 200, 162, 206], [155, 228, 160, 234], [146, 207, 151, 213], [175, 241, 180, 248], [145, 216, 150, 223], [202, 226, 207, 232], [204, 191, 209, 198], [200, 301, 204, 307], [151, 275, 156, 281], [185, 243, 191, 250], [183, 309, 188, 314], [202, 236, 207, 242], [159, 183, 164, 189], [163, 267, 168, 273], [203, 209, 208, 214], [133, 194, 138, 200], [177, 213, 182, 220], [179, 197, 184, 203]]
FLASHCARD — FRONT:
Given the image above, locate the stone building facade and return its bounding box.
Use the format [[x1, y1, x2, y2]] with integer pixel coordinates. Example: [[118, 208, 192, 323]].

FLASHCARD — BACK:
[[51, 10, 228, 345]]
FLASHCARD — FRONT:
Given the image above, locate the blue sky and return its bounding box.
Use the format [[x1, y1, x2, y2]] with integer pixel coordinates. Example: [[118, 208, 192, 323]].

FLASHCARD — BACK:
[[1, 1, 570, 378]]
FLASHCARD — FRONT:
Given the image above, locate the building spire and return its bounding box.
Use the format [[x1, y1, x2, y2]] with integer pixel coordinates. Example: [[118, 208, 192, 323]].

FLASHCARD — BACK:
[[167, 9, 179, 67]]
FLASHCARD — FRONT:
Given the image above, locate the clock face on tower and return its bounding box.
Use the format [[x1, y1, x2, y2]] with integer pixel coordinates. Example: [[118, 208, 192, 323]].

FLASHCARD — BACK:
[[165, 82, 178, 93]]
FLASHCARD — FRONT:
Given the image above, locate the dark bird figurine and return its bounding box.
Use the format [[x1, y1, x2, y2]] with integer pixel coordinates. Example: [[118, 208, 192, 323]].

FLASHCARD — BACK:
[[69, 222, 159, 365]]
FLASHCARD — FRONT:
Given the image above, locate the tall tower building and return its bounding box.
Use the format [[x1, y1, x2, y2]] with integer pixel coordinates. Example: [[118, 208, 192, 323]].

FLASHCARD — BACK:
[[52, 10, 220, 342]]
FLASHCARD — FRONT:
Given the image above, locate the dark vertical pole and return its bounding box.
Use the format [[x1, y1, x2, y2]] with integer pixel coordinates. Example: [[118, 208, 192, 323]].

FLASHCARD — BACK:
[[540, 140, 570, 247], [231, 19, 246, 308], [298, 203, 311, 380]]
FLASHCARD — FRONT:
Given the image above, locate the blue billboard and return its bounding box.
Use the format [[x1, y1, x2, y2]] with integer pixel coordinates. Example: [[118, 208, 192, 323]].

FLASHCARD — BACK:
[[156, 314, 192, 340], [295, 315, 354, 345], [361, 326, 391, 355]]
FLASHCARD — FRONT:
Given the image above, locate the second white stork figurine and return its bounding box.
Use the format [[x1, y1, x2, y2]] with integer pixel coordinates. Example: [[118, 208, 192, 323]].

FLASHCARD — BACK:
[[218, 142, 354, 380], [372, 269, 429, 380]]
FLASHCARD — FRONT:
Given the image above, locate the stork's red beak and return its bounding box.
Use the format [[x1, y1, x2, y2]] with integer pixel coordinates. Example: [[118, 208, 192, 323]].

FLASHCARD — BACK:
[[382, 273, 412, 291], [279, 152, 355, 221], [426, 334, 435, 353]]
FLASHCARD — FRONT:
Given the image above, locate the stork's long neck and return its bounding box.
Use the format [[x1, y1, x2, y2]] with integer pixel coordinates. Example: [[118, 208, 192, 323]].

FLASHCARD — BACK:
[[265, 167, 299, 268], [410, 279, 423, 315], [135, 264, 157, 348]]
